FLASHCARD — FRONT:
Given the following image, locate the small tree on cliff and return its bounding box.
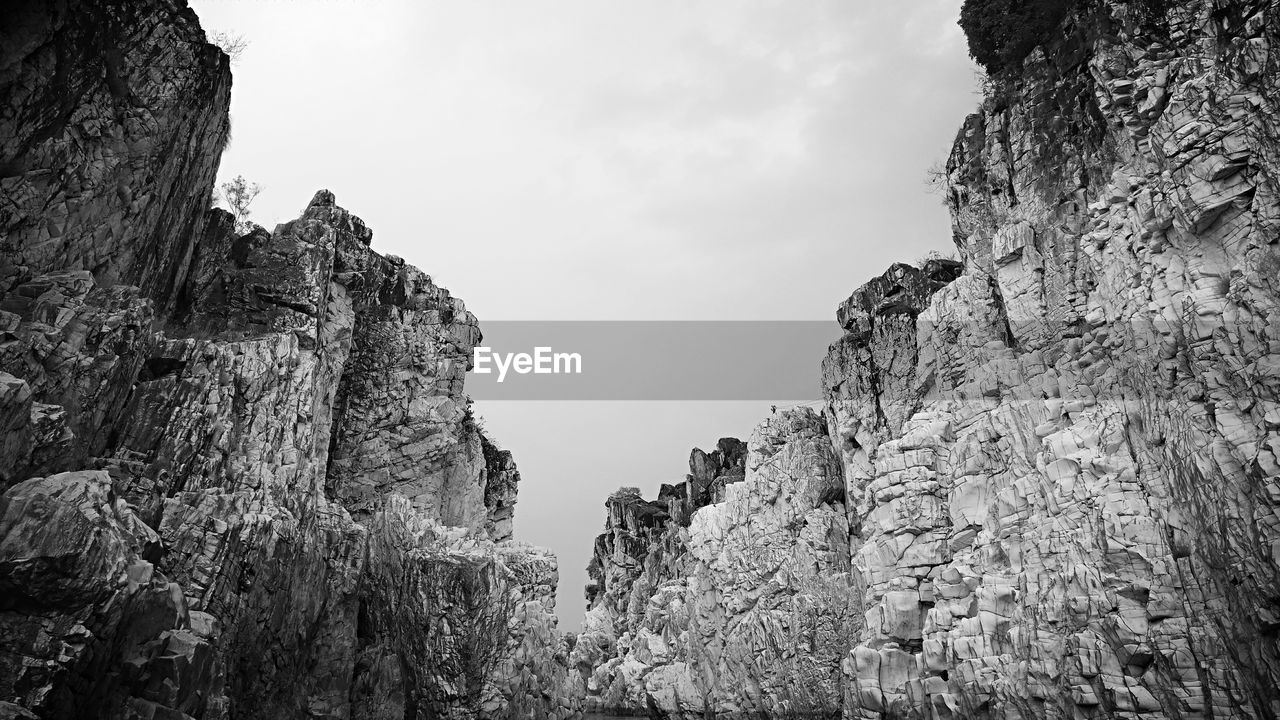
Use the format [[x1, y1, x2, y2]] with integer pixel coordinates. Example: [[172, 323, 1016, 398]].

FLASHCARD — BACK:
[[217, 175, 263, 234], [208, 31, 249, 64]]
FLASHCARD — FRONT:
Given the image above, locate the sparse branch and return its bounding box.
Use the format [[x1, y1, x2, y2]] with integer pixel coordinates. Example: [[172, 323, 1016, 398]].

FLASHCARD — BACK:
[[916, 248, 959, 265], [208, 31, 249, 64], [924, 160, 948, 197], [216, 174, 263, 234]]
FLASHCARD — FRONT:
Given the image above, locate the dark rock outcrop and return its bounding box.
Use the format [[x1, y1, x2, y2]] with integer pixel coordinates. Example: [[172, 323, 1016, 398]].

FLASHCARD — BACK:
[[0, 1, 576, 718], [0, 0, 231, 317]]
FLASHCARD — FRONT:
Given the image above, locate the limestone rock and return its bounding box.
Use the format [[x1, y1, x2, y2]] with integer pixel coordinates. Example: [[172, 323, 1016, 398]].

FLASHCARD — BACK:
[[574, 411, 853, 717], [0, 0, 576, 717], [579, 1, 1280, 718], [826, 1, 1280, 717]]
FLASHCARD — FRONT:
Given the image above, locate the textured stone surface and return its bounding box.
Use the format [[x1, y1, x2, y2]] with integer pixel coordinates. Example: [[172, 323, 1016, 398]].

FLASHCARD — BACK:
[[826, 1, 1280, 717], [0, 1, 576, 717], [0, 0, 232, 317], [579, 1, 1280, 718], [573, 413, 853, 718]]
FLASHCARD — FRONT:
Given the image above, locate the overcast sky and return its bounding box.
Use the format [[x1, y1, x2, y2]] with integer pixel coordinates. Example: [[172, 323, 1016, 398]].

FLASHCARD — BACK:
[[190, 0, 980, 629]]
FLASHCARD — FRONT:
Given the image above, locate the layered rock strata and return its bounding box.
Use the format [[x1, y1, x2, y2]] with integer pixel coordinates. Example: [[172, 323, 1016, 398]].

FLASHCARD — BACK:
[[0, 0, 575, 718], [579, 0, 1280, 717]]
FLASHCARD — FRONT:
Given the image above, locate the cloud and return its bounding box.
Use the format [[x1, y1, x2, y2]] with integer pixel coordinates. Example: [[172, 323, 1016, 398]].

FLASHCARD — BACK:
[[547, 1, 978, 259], [191, 0, 984, 630]]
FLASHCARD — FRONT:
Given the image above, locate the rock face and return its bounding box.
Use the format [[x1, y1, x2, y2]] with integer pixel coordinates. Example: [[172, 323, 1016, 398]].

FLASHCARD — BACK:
[[573, 416, 853, 717], [0, 1, 575, 718], [827, 1, 1280, 716], [578, 1, 1280, 717], [0, 0, 231, 318]]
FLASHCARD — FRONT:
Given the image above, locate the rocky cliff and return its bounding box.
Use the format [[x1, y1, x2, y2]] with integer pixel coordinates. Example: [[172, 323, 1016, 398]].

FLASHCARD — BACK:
[[576, 0, 1280, 717], [572, 415, 854, 717], [0, 1, 575, 718]]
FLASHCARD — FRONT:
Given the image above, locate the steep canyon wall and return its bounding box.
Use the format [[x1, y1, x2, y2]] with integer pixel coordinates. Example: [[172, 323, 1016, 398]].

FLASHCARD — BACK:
[[576, 0, 1280, 717], [0, 1, 573, 718]]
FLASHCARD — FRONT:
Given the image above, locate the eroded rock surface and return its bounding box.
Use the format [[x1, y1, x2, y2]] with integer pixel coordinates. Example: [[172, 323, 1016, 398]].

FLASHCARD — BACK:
[[829, 0, 1280, 717], [573, 414, 853, 717], [0, 1, 575, 718], [579, 0, 1280, 717]]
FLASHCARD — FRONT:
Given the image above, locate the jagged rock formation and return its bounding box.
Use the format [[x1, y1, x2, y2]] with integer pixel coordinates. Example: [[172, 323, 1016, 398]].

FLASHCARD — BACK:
[[573, 416, 854, 717], [578, 0, 1280, 717], [827, 0, 1280, 716], [573, 440, 745, 713], [0, 1, 575, 718]]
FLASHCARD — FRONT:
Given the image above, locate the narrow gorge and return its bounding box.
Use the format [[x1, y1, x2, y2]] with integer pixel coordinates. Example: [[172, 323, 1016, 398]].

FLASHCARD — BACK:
[[2, 0, 1279, 719]]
